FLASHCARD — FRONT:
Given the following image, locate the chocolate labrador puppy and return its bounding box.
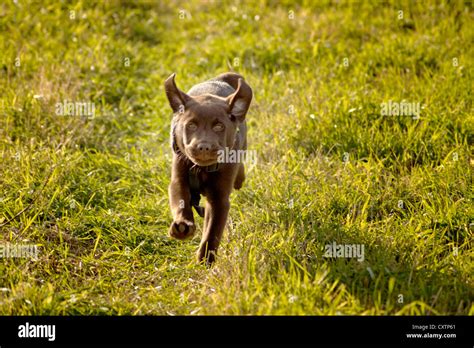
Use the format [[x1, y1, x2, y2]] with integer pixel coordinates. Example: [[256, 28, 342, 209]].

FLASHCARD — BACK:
[[164, 72, 253, 265]]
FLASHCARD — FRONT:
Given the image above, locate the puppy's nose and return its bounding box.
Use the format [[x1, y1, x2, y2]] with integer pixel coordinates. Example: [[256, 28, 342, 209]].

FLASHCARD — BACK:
[[196, 143, 212, 153]]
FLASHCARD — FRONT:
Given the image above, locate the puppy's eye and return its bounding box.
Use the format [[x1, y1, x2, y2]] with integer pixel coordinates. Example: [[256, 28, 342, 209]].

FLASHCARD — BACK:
[[186, 122, 197, 131], [213, 123, 225, 132]]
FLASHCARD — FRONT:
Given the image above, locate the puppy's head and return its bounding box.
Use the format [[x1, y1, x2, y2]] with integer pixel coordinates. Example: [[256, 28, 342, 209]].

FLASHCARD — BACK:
[[164, 73, 252, 167]]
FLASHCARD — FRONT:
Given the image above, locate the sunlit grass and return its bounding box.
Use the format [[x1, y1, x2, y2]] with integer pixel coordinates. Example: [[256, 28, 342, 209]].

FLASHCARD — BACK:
[[0, 1, 472, 315]]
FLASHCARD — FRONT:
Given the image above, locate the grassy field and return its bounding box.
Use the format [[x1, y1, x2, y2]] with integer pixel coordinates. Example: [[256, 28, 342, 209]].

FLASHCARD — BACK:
[[0, 1, 472, 315]]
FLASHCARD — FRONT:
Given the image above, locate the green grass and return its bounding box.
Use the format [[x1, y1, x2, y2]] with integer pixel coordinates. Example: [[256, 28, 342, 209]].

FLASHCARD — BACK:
[[0, 0, 473, 315]]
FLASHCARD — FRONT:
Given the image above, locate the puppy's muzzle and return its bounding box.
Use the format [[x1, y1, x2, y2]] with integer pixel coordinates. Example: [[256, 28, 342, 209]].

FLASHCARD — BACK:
[[187, 142, 219, 164]]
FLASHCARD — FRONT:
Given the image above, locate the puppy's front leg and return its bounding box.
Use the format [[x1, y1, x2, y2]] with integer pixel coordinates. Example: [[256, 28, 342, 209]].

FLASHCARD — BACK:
[[197, 191, 230, 265], [169, 156, 195, 240]]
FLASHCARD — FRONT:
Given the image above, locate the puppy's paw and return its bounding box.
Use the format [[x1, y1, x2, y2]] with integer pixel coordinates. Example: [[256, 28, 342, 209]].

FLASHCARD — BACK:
[[196, 246, 216, 266], [169, 220, 195, 240]]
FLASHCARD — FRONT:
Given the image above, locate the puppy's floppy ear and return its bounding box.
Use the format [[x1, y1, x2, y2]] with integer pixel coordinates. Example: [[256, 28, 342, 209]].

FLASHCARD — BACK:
[[226, 78, 252, 122], [164, 73, 191, 113]]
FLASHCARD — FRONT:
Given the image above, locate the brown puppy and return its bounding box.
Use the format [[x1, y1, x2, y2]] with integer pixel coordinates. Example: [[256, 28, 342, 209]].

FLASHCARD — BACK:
[[164, 72, 253, 265]]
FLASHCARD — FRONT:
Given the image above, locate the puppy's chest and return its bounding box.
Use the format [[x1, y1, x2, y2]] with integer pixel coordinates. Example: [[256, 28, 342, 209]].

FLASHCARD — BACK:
[[188, 169, 212, 196]]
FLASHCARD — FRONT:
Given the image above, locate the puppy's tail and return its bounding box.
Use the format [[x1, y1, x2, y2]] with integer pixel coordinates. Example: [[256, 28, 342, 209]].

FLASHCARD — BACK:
[[212, 72, 245, 91]]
